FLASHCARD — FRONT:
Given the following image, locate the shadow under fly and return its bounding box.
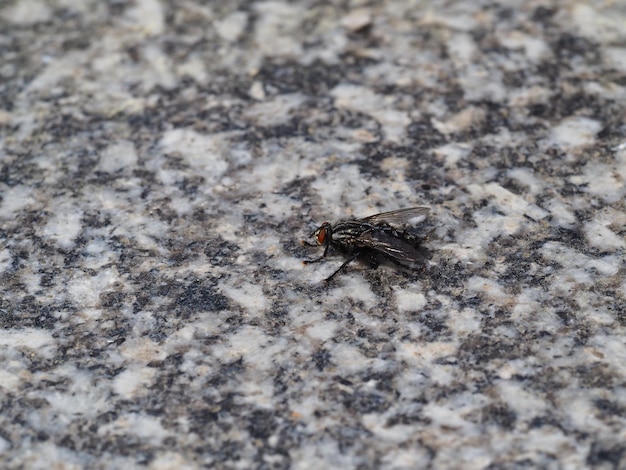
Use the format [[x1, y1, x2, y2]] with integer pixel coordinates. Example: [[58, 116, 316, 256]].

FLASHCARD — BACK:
[[302, 207, 431, 282]]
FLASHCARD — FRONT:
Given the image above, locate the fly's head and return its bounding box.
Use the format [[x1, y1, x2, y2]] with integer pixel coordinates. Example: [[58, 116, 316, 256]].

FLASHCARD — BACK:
[[314, 222, 332, 246]]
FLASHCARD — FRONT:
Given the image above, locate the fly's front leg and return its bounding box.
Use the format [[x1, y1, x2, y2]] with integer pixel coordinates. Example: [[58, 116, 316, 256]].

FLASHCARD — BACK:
[[324, 251, 360, 282], [303, 244, 330, 264]]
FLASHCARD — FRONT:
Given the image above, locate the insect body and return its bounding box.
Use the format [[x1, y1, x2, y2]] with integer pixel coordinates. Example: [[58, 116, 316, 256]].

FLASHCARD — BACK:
[[303, 207, 430, 282]]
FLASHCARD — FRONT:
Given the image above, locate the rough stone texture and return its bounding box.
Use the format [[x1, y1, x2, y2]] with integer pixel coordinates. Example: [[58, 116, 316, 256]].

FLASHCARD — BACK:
[[1, 0, 625, 468]]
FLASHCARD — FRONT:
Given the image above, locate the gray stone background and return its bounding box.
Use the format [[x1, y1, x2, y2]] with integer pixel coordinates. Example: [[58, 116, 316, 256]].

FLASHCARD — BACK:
[[1, 0, 625, 468]]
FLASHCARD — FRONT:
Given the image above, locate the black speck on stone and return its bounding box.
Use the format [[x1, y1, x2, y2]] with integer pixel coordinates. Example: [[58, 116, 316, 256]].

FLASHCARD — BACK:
[[256, 58, 344, 96], [312, 348, 332, 371], [344, 391, 389, 414], [551, 226, 587, 251], [207, 357, 245, 387], [177, 279, 229, 312], [480, 404, 517, 430], [532, 6, 556, 23], [248, 409, 277, 440], [593, 398, 623, 417], [587, 441, 625, 468], [99, 291, 126, 310]]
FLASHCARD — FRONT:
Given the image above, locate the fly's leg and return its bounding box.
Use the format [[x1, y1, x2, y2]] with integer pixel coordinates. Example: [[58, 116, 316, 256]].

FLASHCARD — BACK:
[[324, 251, 360, 283], [303, 244, 330, 264]]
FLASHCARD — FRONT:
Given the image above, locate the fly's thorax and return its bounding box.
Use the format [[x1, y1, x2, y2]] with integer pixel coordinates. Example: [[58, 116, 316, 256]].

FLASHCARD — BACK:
[[330, 220, 375, 246]]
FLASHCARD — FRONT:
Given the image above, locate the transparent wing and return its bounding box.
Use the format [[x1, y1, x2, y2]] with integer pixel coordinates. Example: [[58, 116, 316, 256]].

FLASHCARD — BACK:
[[361, 207, 429, 226], [356, 230, 426, 269]]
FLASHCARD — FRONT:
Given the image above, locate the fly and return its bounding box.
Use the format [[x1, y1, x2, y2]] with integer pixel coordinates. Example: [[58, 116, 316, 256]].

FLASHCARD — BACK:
[[303, 207, 430, 282]]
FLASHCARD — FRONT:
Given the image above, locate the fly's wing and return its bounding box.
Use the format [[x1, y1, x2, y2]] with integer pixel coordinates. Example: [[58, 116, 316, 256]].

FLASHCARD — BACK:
[[361, 207, 429, 226], [356, 230, 426, 269]]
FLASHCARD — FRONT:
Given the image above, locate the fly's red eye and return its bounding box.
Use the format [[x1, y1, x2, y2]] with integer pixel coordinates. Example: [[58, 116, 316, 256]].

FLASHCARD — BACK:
[[315, 222, 330, 245], [315, 227, 327, 245]]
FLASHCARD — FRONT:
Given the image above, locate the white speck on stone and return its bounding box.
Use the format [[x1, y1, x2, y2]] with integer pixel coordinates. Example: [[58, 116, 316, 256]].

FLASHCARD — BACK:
[[0, 328, 55, 353], [446, 308, 481, 336], [226, 326, 268, 359], [68, 268, 121, 309], [0, 248, 11, 273], [471, 183, 549, 221], [310, 164, 366, 212], [432, 107, 485, 135], [248, 80, 266, 100], [126, 0, 165, 36], [589, 336, 626, 377], [98, 413, 170, 445], [553, 389, 606, 432], [604, 47, 626, 72], [0, 185, 33, 217], [0, 435, 9, 454], [584, 221, 625, 251], [328, 276, 377, 308], [213, 326, 286, 376], [41, 368, 110, 418], [291, 440, 351, 470], [331, 343, 371, 373], [177, 56, 208, 83], [587, 308, 618, 327], [98, 140, 138, 173], [540, 242, 622, 292], [582, 162, 624, 203], [467, 276, 509, 303], [331, 84, 410, 142], [500, 32, 551, 62], [507, 168, 545, 195], [253, 2, 305, 57], [142, 44, 176, 89], [42, 204, 84, 249], [340, 9, 372, 32], [496, 380, 548, 417], [571, 4, 625, 43], [0, 367, 19, 391], [508, 85, 553, 108], [394, 288, 427, 313], [422, 395, 479, 430], [2, 0, 52, 24], [113, 367, 157, 399], [433, 143, 473, 167], [379, 447, 432, 469], [545, 198, 577, 228], [160, 128, 229, 174], [149, 451, 197, 470], [362, 414, 419, 444], [550, 116, 602, 149], [220, 281, 267, 314], [397, 341, 457, 366], [421, 10, 477, 32], [458, 65, 506, 102], [242, 93, 306, 126], [25, 51, 87, 92], [306, 321, 338, 342], [119, 337, 168, 363], [167, 194, 195, 216], [447, 33, 478, 64], [84, 239, 114, 269], [216, 11, 248, 42]]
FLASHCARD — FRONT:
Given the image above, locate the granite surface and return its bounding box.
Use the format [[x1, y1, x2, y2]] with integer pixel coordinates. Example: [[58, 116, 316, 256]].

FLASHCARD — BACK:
[[1, 0, 626, 468]]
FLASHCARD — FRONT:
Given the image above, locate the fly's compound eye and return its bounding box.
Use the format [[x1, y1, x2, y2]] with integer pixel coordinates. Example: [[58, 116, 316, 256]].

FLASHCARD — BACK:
[[315, 223, 331, 245]]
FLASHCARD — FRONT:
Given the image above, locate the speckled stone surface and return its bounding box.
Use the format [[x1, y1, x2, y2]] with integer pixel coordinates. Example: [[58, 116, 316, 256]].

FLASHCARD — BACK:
[[1, 0, 626, 468]]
